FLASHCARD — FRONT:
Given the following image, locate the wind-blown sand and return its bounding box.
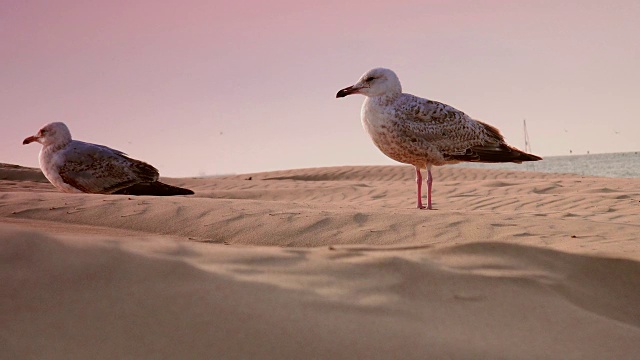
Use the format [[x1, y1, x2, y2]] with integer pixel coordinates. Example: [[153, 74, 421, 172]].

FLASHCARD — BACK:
[[2, 163, 640, 359]]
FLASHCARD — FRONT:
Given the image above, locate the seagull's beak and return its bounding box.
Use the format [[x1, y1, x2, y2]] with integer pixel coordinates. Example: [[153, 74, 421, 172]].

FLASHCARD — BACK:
[[23, 135, 38, 145], [336, 85, 360, 98]]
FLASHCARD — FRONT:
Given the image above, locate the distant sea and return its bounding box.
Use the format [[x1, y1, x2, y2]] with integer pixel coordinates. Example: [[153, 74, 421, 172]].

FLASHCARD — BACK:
[[455, 151, 640, 178]]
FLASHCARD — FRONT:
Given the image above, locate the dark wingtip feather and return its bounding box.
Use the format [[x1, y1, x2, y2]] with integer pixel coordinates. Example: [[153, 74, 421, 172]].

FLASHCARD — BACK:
[[446, 144, 542, 164], [508, 146, 542, 162], [112, 182, 194, 196], [518, 152, 543, 162]]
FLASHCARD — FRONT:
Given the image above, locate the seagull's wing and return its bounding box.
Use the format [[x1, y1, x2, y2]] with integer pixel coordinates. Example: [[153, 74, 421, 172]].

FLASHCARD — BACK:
[[395, 96, 532, 163], [57, 141, 159, 194]]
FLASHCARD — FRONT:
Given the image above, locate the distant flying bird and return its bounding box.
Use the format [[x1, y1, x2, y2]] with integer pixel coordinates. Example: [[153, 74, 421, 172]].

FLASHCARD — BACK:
[[337, 68, 541, 209], [23, 122, 194, 196]]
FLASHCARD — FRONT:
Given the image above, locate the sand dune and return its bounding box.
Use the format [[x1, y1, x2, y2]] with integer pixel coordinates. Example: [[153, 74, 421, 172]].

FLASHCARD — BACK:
[[1, 163, 640, 358]]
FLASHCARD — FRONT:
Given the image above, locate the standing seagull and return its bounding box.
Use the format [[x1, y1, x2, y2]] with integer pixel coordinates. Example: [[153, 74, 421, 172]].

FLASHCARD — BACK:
[[23, 122, 194, 196], [336, 68, 541, 209]]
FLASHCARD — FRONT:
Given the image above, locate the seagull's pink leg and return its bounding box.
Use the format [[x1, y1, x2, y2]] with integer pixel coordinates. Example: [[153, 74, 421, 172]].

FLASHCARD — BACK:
[[415, 166, 426, 209], [426, 165, 433, 210]]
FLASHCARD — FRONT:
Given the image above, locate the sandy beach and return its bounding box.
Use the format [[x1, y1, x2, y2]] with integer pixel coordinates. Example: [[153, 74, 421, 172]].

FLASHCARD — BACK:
[[2, 163, 640, 359]]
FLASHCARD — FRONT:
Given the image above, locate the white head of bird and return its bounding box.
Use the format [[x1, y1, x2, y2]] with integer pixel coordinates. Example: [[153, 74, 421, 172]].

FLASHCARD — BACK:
[[23, 122, 72, 148], [336, 67, 402, 98]]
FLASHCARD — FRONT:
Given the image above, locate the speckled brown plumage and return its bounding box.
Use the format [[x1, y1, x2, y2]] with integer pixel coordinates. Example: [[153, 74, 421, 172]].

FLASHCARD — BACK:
[[57, 142, 159, 194], [362, 94, 540, 168]]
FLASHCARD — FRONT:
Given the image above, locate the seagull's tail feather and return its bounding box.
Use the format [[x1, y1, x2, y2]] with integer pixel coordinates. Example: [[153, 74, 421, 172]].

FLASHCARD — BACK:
[[477, 144, 542, 163], [446, 144, 542, 164], [112, 181, 194, 196], [510, 148, 543, 163]]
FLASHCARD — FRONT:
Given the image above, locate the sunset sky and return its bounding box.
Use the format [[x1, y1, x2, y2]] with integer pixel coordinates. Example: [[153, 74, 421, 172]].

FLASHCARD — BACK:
[[2, 0, 639, 176]]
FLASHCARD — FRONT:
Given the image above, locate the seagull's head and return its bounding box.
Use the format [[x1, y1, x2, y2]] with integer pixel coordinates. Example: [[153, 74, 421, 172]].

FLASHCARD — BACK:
[[23, 122, 72, 147], [336, 68, 402, 98]]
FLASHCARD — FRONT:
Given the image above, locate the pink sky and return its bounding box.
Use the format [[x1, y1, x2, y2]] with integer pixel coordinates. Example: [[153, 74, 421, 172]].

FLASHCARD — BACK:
[[2, 0, 639, 176]]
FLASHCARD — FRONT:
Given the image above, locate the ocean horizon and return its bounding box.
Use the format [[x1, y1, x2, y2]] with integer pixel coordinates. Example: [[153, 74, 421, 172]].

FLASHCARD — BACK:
[[455, 151, 640, 178]]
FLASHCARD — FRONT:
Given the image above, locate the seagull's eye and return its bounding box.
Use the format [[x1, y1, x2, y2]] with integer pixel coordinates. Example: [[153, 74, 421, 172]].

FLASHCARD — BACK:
[[365, 76, 376, 82]]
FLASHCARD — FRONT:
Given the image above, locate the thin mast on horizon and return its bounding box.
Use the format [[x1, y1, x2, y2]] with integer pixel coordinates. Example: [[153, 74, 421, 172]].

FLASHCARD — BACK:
[[523, 119, 536, 170]]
